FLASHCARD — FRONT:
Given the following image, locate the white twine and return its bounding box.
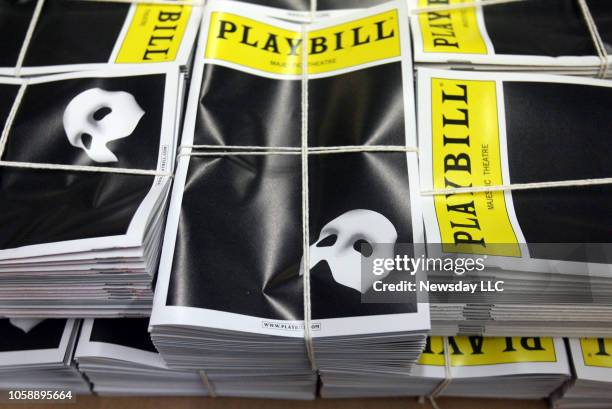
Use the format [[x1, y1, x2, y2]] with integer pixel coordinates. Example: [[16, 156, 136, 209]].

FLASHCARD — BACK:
[[421, 177, 612, 196], [300, 20, 318, 373], [181, 145, 300, 151], [14, 0, 45, 77], [177, 145, 418, 157], [577, 0, 609, 78], [179, 150, 300, 157], [426, 336, 452, 409], [0, 160, 172, 176], [308, 146, 419, 154], [182, 147, 612, 196], [198, 370, 217, 398], [428, 395, 443, 409]]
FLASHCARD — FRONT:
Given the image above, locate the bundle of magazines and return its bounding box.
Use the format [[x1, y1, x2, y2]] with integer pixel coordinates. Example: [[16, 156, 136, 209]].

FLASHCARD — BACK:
[[0, 0, 610, 403]]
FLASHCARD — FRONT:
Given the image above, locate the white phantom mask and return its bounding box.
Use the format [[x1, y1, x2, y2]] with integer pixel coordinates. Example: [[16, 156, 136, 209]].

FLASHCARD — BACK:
[[9, 318, 44, 333], [63, 88, 144, 163], [300, 209, 398, 293]]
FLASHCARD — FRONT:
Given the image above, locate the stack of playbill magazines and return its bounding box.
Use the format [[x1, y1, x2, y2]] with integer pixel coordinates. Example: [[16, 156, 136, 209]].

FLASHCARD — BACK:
[[0, 318, 90, 394], [320, 336, 445, 398], [0, 0, 610, 402], [0, 0, 201, 76], [75, 318, 208, 396], [553, 338, 612, 408], [438, 336, 570, 399], [321, 336, 570, 399], [0, 66, 185, 317], [408, 0, 612, 78], [416, 67, 612, 337], [150, 0, 429, 398]]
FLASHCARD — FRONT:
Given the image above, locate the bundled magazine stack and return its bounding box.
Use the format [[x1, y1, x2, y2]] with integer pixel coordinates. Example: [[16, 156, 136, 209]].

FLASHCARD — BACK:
[[0, 66, 185, 317], [0, 0, 610, 403], [0, 0, 201, 75], [0, 0, 199, 317], [416, 67, 612, 337], [438, 336, 570, 399], [320, 336, 445, 398], [150, 0, 429, 399], [553, 338, 612, 409], [75, 318, 208, 396], [408, 0, 612, 78], [321, 336, 570, 399], [0, 318, 90, 394]]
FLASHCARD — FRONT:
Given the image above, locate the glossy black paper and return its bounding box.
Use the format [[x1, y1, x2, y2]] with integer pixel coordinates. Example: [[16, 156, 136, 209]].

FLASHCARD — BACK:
[[167, 63, 417, 319], [196, 65, 301, 147], [483, 0, 597, 57], [0, 0, 35, 67], [0, 0, 129, 68], [0, 74, 166, 250], [91, 318, 158, 353], [25, 0, 129, 67], [586, 0, 612, 54], [503, 81, 612, 262], [0, 319, 67, 352]]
